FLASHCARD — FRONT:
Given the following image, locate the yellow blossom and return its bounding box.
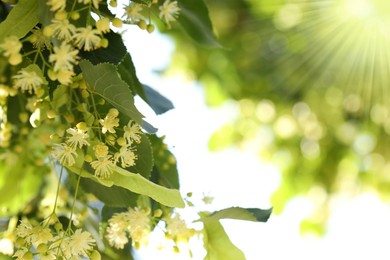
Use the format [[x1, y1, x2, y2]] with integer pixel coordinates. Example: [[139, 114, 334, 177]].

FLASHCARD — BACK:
[[90, 154, 115, 178], [99, 110, 119, 134], [0, 36, 22, 65], [49, 42, 79, 72], [96, 17, 111, 34], [94, 143, 109, 158], [124, 3, 145, 23], [47, 0, 66, 12], [123, 120, 142, 144], [73, 26, 101, 51], [115, 146, 137, 168], [13, 69, 44, 94], [66, 127, 89, 148], [50, 18, 76, 41], [52, 143, 78, 166], [159, 0, 180, 25]]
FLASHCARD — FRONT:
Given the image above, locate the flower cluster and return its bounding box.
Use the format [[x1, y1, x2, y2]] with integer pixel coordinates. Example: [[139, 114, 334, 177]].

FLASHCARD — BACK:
[[105, 207, 151, 249], [105, 208, 197, 251], [52, 112, 143, 179], [13, 219, 99, 260]]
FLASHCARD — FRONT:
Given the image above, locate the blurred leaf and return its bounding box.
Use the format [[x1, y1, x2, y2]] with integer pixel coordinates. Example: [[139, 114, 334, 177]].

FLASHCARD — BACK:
[[149, 135, 179, 189], [203, 220, 245, 260], [143, 85, 174, 115], [0, 0, 38, 39], [80, 60, 143, 125], [0, 163, 43, 217], [177, 0, 221, 47], [200, 207, 272, 223]]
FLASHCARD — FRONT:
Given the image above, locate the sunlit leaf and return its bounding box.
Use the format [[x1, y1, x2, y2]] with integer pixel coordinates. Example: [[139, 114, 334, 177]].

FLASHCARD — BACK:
[[200, 207, 272, 223], [203, 220, 246, 260], [68, 164, 184, 208], [177, 0, 221, 47], [0, 0, 38, 39], [113, 166, 185, 208], [80, 60, 143, 125]]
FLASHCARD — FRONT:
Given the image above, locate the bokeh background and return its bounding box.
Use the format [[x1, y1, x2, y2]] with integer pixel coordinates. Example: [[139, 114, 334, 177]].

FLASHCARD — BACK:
[[125, 0, 390, 259]]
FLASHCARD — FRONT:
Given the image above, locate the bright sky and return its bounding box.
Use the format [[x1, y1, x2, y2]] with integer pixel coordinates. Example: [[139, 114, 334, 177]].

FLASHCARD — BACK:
[[123, 26, 390, 260]]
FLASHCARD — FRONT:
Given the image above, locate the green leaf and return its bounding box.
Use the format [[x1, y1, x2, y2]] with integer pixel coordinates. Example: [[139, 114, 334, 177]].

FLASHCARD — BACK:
[[177, 0, 221, 48], [149, 135, 179, 189], [68, 164, 184, 208], [80, 60, 143, 125], [200, 207, 272, 223], [143, 85, 174, 115], [203, 220, 246, 260], [79, 32, 127, 65], [0, 163, 44, 217], [80, 178, 138, 208], [127, 134, 153, 179], [117, 53, 145, 100], [112, 166, 184, 208], [0, 0, 39, 39]]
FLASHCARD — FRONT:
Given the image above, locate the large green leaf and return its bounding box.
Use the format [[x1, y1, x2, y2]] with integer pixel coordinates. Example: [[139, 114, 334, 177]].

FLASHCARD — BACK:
[[79, 32, 127, 65], [200, 207, 272, 223], [117, 53, 145, 99], [203, 220, 245, 260], [177, 0, 221, 48], [80, 178, 138, 208], [80, 60, 143, 125], [0, 0, 39, 39]]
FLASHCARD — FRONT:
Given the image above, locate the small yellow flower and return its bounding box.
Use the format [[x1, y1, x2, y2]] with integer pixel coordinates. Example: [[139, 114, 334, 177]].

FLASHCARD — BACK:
[[96, 17, 111, 34], [50, 18, 76, 41], [0, 36, 22, 65], [47, 0, 66, 12], [68, 229, 96, 257], [159, 0, 180, 25], [165, 213, 195, 242], [99, 110, 119, 134], [94, 143, 109, 158], [73, 26, 101, 51], [13, 70, 43, 94], [114, 146, 137, 168], [123, 3, 145, 23], [123, 120, 142, 144], [49, 42, 79, 72], [52, 143, 78, 166], [66, 127, 89, 148], [90, 154, 115, 178]]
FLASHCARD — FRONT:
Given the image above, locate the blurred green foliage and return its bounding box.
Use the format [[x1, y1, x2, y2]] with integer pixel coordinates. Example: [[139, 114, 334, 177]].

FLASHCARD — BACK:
[[169, 0, 390, 234]]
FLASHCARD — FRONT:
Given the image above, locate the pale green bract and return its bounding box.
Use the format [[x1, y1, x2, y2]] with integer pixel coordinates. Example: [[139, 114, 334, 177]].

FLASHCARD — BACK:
[[0, 0, 39, 39]]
